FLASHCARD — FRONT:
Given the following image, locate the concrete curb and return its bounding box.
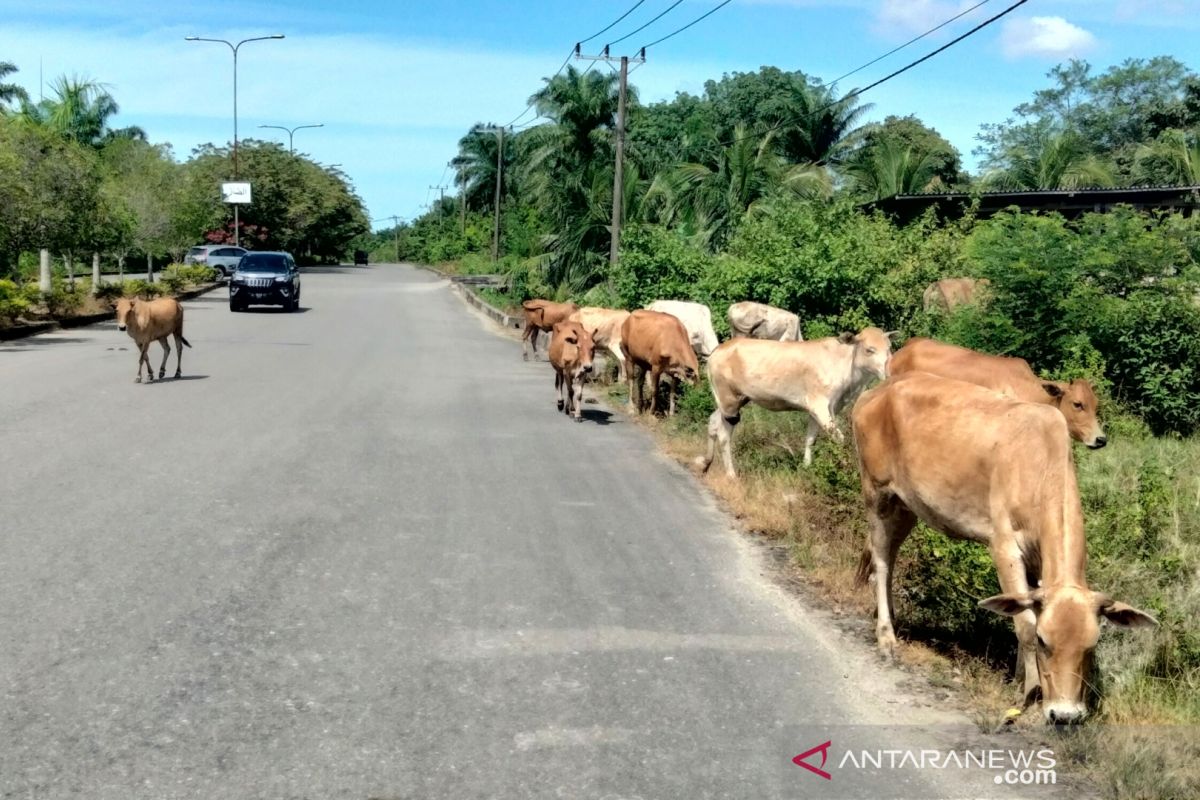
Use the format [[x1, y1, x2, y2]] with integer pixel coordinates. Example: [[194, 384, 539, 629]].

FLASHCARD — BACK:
[[0, 281, 224, 342], [416, 264, 522, 330]]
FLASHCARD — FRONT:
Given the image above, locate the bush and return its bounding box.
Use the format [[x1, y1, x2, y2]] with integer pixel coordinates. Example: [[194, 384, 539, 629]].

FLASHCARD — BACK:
[[124, 279, 165, 299], [41, 280, 84, 317], [93, 283, 126, 302], [159, 263, 216, 294], [0, 279, 30, 324]]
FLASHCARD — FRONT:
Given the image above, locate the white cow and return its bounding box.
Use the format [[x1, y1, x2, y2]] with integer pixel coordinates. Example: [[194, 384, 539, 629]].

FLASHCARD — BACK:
[[727, 301, 802, 341], [567, 307, 631, 380], [645, 300, 720, 358]]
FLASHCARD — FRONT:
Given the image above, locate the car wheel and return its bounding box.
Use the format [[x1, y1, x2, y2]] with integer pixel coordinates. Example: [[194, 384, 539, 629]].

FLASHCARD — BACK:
[[215, 267, 227, 281], [230, 301, 243, 312]]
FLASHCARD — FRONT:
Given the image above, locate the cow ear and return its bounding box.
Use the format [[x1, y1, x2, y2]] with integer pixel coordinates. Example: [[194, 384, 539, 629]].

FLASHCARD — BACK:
[[979, 590, 1043, 617], [1096, 596, 1158, 629], [1041, 382, 1065, 399], [884, 330, 900, 339], [591, 328, 600, 340], [838, 332, 856, 344]]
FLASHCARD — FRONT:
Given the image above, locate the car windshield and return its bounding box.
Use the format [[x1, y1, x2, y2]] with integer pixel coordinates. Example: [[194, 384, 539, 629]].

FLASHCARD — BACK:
[[238, 254, 289, 273], [187, 247, 205, 255]]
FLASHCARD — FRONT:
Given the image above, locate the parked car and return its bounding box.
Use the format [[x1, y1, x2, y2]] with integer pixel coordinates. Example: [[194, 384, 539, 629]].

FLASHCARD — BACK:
[[184, 245, 248, 279], [354, 249, 369, 265], [229, 252, 302, 312]]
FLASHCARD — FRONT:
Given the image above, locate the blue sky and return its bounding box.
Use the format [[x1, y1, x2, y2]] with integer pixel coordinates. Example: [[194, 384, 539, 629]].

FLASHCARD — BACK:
[[2, 0, 1197, 231]]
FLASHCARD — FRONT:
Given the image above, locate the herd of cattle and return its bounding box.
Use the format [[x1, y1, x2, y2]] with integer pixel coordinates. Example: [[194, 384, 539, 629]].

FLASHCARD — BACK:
[[520, 286, 1156, 725]]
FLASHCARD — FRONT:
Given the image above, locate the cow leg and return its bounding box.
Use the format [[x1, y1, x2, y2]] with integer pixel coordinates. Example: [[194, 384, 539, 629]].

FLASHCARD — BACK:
[[649, 367, 664, 415], [991, 535, 1040, 705], [555, 370, 564, 411], [867, 498, 916, 658], [629, 364, 644, 413], [668, 375, 679, 416], [608, 342, 626, 382], [136, 343, 152, 382], [572, 376, 584, 422], [803, 405, 841, 466], [173, 332, 184, 378], [157, 337, 170, 379], [522, 324, 535, 361]]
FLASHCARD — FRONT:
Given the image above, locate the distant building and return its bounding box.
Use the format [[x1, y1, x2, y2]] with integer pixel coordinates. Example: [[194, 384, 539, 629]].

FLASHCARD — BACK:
[[865, 185, 1200, 223]]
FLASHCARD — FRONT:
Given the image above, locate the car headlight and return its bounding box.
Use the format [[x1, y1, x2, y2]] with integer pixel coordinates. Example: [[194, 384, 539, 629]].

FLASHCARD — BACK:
[[274, 275, 289, 282]]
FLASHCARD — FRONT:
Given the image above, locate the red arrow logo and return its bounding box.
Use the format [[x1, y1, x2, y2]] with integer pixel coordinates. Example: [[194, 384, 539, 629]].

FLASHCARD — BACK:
[[793, 740, 833, 780]]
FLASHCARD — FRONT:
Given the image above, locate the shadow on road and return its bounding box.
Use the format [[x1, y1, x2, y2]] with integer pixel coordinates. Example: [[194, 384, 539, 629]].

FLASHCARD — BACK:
[[580, 408, 617, 426], [301, 266, 364, 274], [239, 306, 310, 314], [0, 337, 92, 350], [138, 375, 210, 384]]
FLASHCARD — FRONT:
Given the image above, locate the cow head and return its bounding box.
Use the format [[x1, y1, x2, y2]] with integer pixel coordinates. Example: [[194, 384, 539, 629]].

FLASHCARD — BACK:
[[841, 327, 895, 381], [980, 587, 1156, 724], [1042, 379, 1106, 449], [114, 297, 136, 331], [669, 345, 701, 387], [558, 322, 597, 379]]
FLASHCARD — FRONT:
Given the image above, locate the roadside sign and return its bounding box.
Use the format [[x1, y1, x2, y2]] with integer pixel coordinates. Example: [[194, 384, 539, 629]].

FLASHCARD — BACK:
[[221, 182, 252, 204]]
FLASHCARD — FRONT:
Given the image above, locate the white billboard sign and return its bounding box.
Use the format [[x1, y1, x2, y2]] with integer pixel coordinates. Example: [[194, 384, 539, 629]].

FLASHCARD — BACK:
[[221, 182, 252, 204]]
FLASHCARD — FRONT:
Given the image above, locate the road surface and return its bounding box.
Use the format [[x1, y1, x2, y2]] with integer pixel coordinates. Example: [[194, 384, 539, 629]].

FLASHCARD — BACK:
[[0, 265, 1065, 799]]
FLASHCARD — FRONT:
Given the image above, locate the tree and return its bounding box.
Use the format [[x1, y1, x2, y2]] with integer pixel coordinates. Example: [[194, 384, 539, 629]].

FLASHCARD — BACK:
[[451, 125, 515, 212], [982, 128, 1115, 190], [103, 138, 179, 276], [0, 60, 28, 111], [1134, 128, 1200, 186], [844, 115, 963, 196], [20, 75, 145, 148]]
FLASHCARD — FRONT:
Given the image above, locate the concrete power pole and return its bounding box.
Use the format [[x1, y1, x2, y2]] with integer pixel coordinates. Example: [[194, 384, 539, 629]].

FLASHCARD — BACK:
[[576, 46, 644, 267], [454, 161, 466, 235]]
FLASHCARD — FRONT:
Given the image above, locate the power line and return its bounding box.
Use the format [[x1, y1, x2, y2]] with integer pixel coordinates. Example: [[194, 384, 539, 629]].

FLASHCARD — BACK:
[[605, 0, 685, 49], [638, 0, 733, 53], [719, 0, 1030, 148], [579, 0, 648, 45], [827, 0, 993, 88]]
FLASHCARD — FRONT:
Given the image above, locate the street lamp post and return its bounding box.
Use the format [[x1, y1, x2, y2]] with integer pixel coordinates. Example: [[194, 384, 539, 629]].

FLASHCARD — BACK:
[[258, 122, 324, 154], [185, 33, 284, 246]]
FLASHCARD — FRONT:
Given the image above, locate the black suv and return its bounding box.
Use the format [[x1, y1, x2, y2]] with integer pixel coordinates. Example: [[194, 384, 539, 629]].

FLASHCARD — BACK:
[[229, 252, 302, 312]]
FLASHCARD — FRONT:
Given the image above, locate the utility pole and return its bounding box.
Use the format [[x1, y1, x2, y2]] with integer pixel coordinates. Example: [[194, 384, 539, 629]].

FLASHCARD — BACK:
[[477, 125, 507, 263], [373, 215, 402, 263], [575, 45, 644, 267], [452, 161, 466, 236]]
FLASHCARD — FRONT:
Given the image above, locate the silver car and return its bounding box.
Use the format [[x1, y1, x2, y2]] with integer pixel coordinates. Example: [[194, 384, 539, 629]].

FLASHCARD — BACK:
[[184, 245, 248, 279]]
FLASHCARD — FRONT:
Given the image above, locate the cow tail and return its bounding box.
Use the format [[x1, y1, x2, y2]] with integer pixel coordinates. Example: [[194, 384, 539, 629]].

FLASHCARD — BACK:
[[854, 548, 873, 586], [180, 336, 192, 349]]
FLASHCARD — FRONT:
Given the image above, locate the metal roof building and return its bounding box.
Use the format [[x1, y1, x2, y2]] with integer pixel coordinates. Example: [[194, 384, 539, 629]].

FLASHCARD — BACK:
[[865, 185, 1200, 222]]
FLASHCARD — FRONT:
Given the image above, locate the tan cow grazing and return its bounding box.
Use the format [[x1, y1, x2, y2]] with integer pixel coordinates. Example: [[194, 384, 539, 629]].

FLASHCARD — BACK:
[[114, 296, 191, 383], [889, 337, 1106, 448], [620, 309, 700, 416], [521, 299, 579, 361], [696, 328, 894, 476], [727, 301, 802, 341], [567, 306, 630, 379], [645, 300, 720, 358], [851, 372, 1156, 723], [548, 320, 597, 422], [922, 277, 990, 312]]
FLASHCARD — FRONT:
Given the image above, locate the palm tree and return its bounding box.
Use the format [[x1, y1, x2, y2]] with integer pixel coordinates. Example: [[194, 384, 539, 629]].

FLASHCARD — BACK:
[[846, 139, 943, 201], [451, 125, 514, 212], [1134, 128, 1200, 186], [982, 129, 1115, 190], [770, 82, 872, 166], [648, 125, 830, 250], [20, 75, 145, 147], [0, 60, 28, 110]]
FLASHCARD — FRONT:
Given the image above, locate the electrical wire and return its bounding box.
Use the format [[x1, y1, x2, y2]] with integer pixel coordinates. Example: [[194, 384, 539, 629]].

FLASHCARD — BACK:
[[718, 0, 1029, 148], [638, 0, 733, 53], [827, 0, 993, 88], [604, 0, 685, 49], [579, 0, 647, 45]]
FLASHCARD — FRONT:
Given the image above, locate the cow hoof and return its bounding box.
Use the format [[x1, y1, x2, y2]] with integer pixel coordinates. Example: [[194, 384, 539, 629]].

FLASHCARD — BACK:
[[574, 416, 583, 423], [134, 376, 142, 383], [523, 354, 529, 362], [174, 372, 182, 379], [556, 401, 564, 410]]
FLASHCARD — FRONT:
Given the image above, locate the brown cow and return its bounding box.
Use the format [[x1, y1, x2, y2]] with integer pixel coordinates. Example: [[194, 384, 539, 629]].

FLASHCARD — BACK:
[[852, 372, 1156, 724], [567, 306, 630, 380], [548, 320, 597, 422], [114, 296, 191, 383], [696, 328, 893, 476], [922, 277, 990, 312], [620, 309, 700, 416], [521, 299, 579, 361], [889, 337, 1106, 448]]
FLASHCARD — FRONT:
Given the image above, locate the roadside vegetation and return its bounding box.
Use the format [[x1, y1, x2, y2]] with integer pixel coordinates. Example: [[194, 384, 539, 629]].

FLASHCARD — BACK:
[[0, 65, 370, 326], [391, 55, 1200, 798]]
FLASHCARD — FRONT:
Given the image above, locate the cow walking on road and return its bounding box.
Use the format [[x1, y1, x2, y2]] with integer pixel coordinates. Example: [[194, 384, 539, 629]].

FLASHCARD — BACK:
[[522, 299, 579, 362], [851, 372, 1155, 723], [114, 296, 191, 383], [696, 329, 894, 476], [548, 320, 597, 422]]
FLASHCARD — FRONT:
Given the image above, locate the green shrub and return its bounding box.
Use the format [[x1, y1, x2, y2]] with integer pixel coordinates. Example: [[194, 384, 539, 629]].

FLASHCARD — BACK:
[[0, 279, 30, 324], [42, 280, 84, 317], [93, 283, 125, 302], [124, 279, 164, 299]]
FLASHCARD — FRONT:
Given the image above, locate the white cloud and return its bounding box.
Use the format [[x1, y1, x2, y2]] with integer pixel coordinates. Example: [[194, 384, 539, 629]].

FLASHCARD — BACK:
[[1000, 16, 1098, 59]]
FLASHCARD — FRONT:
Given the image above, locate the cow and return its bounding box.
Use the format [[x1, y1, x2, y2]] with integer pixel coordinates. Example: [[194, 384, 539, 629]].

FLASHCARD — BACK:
[[567, 306, 630, 380], [695, 329, 894, 476], [620, 309, 700, 416], [645, 300, 720, 358], [888, 337, 1106, 448], [922, 277, 990, 313], [521, 299, 579, 361], [851, 372, 1156, 724], [727, 301, 802, 341], [548, 320, 597, 422], [114, 296, 192, 383]]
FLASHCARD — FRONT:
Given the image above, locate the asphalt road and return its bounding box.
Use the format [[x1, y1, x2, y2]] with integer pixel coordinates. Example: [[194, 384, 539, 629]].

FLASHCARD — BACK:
[[0, 266, 1067, 799]]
